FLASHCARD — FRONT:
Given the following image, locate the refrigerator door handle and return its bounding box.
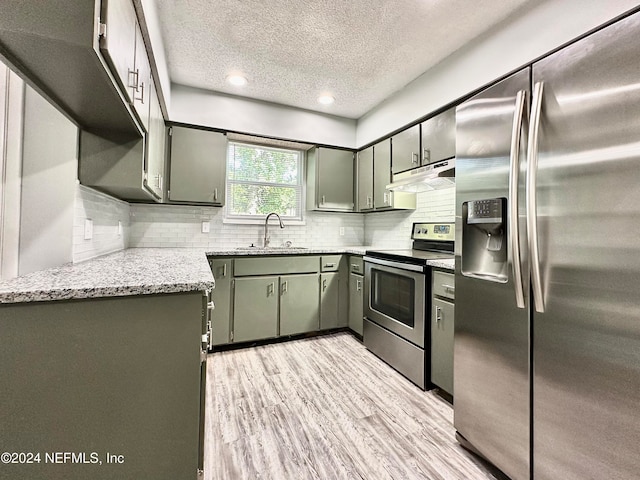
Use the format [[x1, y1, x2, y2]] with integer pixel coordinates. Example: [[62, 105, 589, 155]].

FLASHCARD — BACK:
[[509, 89, 527, 309], [526, 81, 545, 313]]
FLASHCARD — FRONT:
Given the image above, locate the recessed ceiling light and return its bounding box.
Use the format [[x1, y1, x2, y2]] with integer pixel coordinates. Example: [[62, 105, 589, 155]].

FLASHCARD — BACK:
[[317, 94, 335, 105], [226, 75, 247, 86]]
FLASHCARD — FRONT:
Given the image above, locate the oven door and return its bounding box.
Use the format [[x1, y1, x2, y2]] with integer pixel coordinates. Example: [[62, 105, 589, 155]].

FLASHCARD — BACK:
[[364, 257, 426, 348]]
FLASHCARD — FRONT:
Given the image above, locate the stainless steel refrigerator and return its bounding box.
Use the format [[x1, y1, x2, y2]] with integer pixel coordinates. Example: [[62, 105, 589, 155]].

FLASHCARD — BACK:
[[454, 10, 640, 480]]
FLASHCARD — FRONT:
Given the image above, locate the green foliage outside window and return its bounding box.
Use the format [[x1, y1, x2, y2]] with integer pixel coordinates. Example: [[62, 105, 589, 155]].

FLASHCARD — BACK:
[[227, 143, 303, 220]]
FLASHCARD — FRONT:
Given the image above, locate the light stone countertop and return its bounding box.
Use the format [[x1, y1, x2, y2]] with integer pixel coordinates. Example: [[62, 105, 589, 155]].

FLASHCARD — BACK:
[[0, 246, 453, 305], [427, 258, 455, 271], [0, 248, 215, 304]]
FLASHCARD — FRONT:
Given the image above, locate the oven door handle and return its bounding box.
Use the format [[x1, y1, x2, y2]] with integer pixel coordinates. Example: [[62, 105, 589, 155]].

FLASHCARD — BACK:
[[363, 256, 425, 273]]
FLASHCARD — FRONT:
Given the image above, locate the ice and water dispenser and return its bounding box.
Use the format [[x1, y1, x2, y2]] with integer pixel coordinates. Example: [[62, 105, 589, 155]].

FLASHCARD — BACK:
[[461, 198, 509, 282]]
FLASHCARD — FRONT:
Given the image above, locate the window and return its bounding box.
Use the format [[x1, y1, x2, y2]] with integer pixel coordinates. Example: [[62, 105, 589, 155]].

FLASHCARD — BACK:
[[226, 142, 304, 222]]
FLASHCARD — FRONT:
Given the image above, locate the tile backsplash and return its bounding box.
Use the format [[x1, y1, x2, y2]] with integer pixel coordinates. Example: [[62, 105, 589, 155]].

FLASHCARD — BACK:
[[128, 186, 455, 249], [73, 185, 130, 263], [129, 204, 365, 248], [364, 187, 456, 248]]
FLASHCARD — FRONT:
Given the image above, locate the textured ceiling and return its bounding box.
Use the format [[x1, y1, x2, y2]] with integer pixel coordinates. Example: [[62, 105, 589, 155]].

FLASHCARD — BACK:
[[156, 0, 535, 119]]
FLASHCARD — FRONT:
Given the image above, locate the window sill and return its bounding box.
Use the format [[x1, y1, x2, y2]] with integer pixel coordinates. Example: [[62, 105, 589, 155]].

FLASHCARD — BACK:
[[223, 217, 306, 226]]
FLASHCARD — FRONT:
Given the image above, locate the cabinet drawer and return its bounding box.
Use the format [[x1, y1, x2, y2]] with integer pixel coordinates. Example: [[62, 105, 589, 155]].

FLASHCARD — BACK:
[[349, 256, 364, 274], [433, 271, 455, 300], [234, 256, 319, 276], [321, 255, 342, 272]]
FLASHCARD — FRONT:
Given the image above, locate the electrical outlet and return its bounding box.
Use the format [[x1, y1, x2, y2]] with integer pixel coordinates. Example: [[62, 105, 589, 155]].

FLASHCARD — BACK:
[[84, 219, 93, 240], [201, 221, 210, 233], [339, 227, 345, 236]]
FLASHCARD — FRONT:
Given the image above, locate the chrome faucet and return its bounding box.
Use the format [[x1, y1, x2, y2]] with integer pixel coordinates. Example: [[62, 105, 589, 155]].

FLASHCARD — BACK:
[[263, 212, 284, 247]]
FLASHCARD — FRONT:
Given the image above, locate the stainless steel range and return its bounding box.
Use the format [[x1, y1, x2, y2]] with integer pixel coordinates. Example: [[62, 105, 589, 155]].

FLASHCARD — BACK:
[[363, 222, 454, 389]]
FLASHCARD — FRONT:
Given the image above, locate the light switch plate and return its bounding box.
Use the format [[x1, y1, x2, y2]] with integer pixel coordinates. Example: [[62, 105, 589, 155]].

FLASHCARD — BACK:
[[201, 221, 210, 233], [339, 227, 345, 236], [84, 219, 93, 240]]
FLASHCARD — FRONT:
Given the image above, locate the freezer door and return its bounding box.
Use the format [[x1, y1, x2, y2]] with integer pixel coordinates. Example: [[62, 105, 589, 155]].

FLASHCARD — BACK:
[[531, 12, 640, 480], [454, 68, 531, 480]]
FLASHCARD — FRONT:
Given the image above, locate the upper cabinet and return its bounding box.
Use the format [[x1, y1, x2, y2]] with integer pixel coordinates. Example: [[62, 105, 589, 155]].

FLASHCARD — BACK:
[[145, 78, 166, 201], [370, 139, 416, 211], [391, 124, 421, 174], [0, 0, 143, 135], [389, 107, 456, 176], [100, 0, 151, 131], [168, 126, 227, 205], [357, 146, 374, 212], [307, 147, 354, 212], [421, 107, 456, 165]]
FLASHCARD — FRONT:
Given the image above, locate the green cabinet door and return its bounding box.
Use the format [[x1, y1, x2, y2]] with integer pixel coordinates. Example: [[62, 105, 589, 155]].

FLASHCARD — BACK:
[[279, 273, 320, 336], [391, 123, 421, 174], [357, 146, 374, 211], [432, 297, 455, 395], [348, 272, 364, 335], [373, 139, 392, 209], [210, 259, 232, 346], [320, 272, 341, 329], [233, 276, 278, 343]]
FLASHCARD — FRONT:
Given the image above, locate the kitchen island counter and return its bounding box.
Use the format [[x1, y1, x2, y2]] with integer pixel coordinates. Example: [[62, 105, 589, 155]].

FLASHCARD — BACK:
[[0, 248, 215, 304]]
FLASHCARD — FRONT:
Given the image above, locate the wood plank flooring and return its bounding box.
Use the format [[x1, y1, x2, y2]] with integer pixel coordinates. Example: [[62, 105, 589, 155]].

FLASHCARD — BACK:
[[205, 332, 502, 480]]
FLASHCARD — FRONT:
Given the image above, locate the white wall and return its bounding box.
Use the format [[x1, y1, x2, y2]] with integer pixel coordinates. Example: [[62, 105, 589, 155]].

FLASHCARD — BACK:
[[357, 0, 639, 146], [170, 84, 357, 148], [18, 85, 77, 275]]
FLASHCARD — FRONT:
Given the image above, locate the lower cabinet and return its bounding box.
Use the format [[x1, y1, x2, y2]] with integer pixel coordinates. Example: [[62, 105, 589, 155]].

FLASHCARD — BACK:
[[209, 258, 232, 346], [209, 255, 349, 345], [349, 272, 364, 335], [431, 270, 455, 395], [280, 273, 320, 335], [320, 272, 340, 329], [233, 276, 279, 343]]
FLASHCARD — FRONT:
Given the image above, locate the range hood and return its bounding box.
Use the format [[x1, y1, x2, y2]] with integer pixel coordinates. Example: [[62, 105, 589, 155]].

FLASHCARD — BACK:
[[387, 158, 455, 193]]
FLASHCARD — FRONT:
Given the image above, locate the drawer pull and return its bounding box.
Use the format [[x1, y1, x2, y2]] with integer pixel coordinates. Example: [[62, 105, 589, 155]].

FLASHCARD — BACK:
[[324, 263, 336, 268], [442, 284, 455, 293], [436, 306, 443, 323]]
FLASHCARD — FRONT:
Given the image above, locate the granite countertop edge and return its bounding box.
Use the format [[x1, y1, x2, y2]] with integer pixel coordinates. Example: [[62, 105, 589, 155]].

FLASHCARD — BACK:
[[0, 246, 453, 304]]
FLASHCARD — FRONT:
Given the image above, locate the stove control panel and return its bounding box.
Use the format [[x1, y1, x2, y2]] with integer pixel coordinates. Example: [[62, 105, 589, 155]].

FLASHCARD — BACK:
[[412, 222, 455, 241]]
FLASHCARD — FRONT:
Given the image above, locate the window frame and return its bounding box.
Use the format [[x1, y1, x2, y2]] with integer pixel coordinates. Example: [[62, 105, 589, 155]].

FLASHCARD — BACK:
[[224, 141, 306, 225]]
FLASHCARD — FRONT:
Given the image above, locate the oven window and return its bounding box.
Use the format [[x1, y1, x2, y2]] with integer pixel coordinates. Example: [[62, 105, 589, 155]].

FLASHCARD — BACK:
[[370, 268, 415, 327]]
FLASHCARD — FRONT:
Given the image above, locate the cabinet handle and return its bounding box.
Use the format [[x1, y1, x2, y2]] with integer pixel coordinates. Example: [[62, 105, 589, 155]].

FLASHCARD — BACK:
[[423, 148, 431, 163], [321, 195, 326, 205], [281, 281, 288, 295], [213, 188, 218, 202], [207, 301, 215, 311], [128, 68, 139, 89], [324, 263, 335, 268], [367, 196, 372, 208], [135, 81, 145, 103], [322, 279, 327, 291], [267, 283, 274, 296], [351, 263, 360, 271], [442, 284, 455, 294], [436, 305, 443, 323], [411, 152, 419, 164], [383, 192, 389, 205], [356, 280, 362, 291]]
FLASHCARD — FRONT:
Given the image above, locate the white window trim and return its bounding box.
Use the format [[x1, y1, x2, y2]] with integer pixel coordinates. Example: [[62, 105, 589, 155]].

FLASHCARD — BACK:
[[224, 141, 306, 224]]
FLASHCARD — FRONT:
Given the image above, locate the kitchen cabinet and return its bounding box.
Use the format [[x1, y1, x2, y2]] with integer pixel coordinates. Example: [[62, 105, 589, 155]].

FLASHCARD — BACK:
[[231, 255, 321, 343], [372, 139, 416, 211], [391, 124, 421, 174], [279, 273, 321, 335], [168, 126, 227, 205], [431, 270, 455, 395], [100, 0, 151, 130], [0, 291, 207, 480], [320, 255, 348, 330], [357, 146, 374, 211], [144, 77, 166, 200], [421, 107, 456, 165], [307, 146, 354, 211], [209, 258, 232, 346], [233, 276, 279, 342], [348, 256, 364, 336], [0, 1, 143, 134], [373, 139, 392, 209]]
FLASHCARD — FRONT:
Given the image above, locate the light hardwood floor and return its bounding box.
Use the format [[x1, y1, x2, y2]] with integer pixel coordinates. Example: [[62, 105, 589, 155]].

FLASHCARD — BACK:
[[205, 332, 503, 480]]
